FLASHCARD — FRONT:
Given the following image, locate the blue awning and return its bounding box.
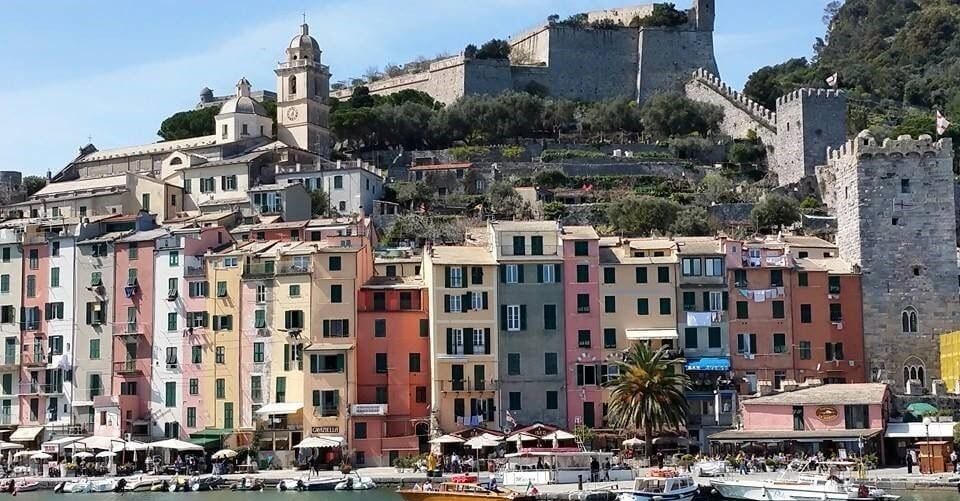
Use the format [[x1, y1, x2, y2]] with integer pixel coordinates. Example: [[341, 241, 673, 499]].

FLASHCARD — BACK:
[[685, 357, 730, 372]]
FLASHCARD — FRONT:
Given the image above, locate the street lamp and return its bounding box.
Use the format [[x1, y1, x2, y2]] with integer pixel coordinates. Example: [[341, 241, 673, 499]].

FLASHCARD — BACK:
[[922, 416, 932, 474]]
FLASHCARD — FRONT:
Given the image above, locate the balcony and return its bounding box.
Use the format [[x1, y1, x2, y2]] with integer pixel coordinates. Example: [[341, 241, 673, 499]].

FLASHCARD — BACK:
[[184, 264, 207, 277], [114, 322, 146, 338], [258, 204, 284, 215], [278, 262, 312, 275], [114, 359, 143, 375], [312, 405, 339, 418], [22, 352, 48, 367], [19, 382, 63, 395], [244, 264, 276, 278], [499, 244, 560, 257], [439, 379, 499, 393]]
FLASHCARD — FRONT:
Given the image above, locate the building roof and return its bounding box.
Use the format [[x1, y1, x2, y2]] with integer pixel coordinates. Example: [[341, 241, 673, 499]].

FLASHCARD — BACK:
[[628, 238, 677, 251], [409, 162, 473, 172], [559, 225, 599, 240], [490, 220, 558, 233], [32, 174, 131, 198], [709, 428, 883, 443], [363, 275, 425, 289], [249, 220, 308, 231], [249, 183, 295, 193], [775, 234, 836, 249], [675, 236, 724, 255], [78, 231, 132, 244], [220, 95, 268, 116], [198, 195, 250, 207], [432, 245, 496, 265], [742, 383, 888, 406], [288, 23, 321, 53], [77, 136, 218, 163], [599, 243, 678, 265], [795, 257, 857, 274], [194, 150, 271, 168], [118, 228, 170, 243]]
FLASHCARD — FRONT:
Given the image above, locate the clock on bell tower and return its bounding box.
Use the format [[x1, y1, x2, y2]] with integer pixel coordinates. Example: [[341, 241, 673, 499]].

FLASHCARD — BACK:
[[276, 23, 331, 157]]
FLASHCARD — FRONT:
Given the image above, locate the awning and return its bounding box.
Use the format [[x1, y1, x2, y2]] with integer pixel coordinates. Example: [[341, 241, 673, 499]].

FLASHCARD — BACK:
[[190, 428, 231, 438], [10, 426, 43, 442], [41, 436, 82, 453], [254, 402, 303, 415], [625, 328, 678, 341], [294, 436, 343, 449], [685, 357, 731, 372], [187, 437, 221, 448], [885, 422, 956, 438], [709, 428, 883, 443], [71, 401, 94, 408]]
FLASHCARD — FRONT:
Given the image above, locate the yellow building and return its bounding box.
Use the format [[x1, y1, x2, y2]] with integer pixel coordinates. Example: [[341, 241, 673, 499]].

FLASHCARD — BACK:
[[424, 245, 499, 433], [940, 331, 960, 393]]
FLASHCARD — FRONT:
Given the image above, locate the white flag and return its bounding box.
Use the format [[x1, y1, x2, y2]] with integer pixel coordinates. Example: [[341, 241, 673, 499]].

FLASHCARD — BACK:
[[937, 110, 951, 136], [825, 72, 839, 88]]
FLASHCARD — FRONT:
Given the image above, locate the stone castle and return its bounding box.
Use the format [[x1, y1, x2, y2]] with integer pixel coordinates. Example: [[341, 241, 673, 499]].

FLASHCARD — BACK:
[[333, 1, 718, 104]]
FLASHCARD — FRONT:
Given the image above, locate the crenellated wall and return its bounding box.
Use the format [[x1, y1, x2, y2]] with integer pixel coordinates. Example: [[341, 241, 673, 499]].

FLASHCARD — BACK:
[[684, 68, 776, 142]]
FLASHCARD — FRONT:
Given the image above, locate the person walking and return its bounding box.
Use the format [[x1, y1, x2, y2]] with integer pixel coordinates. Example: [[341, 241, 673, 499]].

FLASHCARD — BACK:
[[905, 449, 914, 474], [603, 459, 611, 481], [950, 449, 958, 473]]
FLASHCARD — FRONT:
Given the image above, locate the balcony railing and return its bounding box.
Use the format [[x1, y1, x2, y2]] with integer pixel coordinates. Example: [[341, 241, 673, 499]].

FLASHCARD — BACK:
[[114, 322, 146, 337], [22, 353, 47, 367], [440, 379, 499, 393], [114, 360, 143, 375], [259, 204, 284, 214], [312, 405, 339, 418], [499, 244, 560, 257], [184, 264, 207, 277], [278, 263, 312, 275], [19, 383, 63, 394], [244, 264, 276, 277]]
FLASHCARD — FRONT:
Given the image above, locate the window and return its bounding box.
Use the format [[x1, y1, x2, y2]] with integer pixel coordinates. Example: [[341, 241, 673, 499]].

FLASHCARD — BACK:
[[684, 328, 698, 349], [828, 276, 841, 294], [28, 249, 37, 269], [635, 267, 647, 284], [330, 284, 342, 303], [353, 422, 367, 440], [770, 269, 783, 287], [798, 272, 809, 287], [736, 301, 748, 319], [826, 342, 845, 361], [705, 257, 723, 276], [409, 353, 421, 372], [89, 339, 100, 360], [800, 304, 812, 323], [50, 267, 60, 287], [221, 257, 238, 268], [708, 327, 722, 348], [799, 341, 812, 360], [449, 266, 463, 288], [793, 406, 804, 431], [543, 304, 557, 330], [505, 264, 519, 284], [128, 242, 138, 260], [507, 353, 521, 375], [682, 292, 696, 311], [289, 284, 301, 297], [709, 291, 724, 312], [51, 241, 60, 256], [772, 301, 785, 319], [603, 267, 615, 284], [830, 303, 843, 322], [578, 330, 591, 348], [221, 175, 238, 191], [215, 346, 225, 364], [215, 281, 227, 298], [531, 236, 543, 255], [333, 175, 343, 189], [574, 241, 588, 256], [773, 333, 787, 353], [682, 258, 702, 276], [186, 407, 196, 428], [213, 315, 232, 330], [0, 248, 8, 263], [167, 312, 177, 331], [637, 298, 649, 315], [470, 266, 483, 285], [900, 178, 911, 193], [737, 333, 757, 354], [576, 265, 589, 283], [376, 353, 388, 373], [415, 386, 427, 403], [44, 302, 64, 320], [604, 328, 616, 349], [544, 353, 558, 375], [165, 382, 176, 407], [120, 382, 138, 396], [328, 255, 342, 271], [733, 269, 747, 286], [845, 404, 869, 429], [322, 319, 350, 337], [508, 392, 522, 411], [604, 296, 616, 313], [506, 305, 521, 331], [189, 281, 209, 298], [215, 379, 225, 399], [0, 275, 8, 294], [374, 319, 386, 338], [577, 294, 590, 313], [657, 266, 670, 283], [469, 291, 482, 310], [254, 309, 266, 329], [546, 391, 558, 410], [276, 377, 287, 403], [901, 307, 918, 333], [25, 276, 35, 298], [659, 297, 671, 315], [253, 342, 264, 363], [191, 346, 202, 364], [48, 335, 63, 355], [420, 319, 429, 337]]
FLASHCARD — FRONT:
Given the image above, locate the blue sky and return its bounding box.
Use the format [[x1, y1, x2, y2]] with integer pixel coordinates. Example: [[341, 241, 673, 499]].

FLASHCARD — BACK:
[[0, 0, 830, 176]]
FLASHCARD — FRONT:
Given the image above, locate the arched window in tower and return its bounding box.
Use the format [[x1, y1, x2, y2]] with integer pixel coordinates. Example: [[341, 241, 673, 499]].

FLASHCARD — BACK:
[[901, 307, 919, 333], [903, 357, 926, 387], [289, 75, 297, 96]]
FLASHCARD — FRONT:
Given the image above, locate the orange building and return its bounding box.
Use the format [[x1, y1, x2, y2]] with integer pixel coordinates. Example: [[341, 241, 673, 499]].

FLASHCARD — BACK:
[[353, 273, 430, 467]]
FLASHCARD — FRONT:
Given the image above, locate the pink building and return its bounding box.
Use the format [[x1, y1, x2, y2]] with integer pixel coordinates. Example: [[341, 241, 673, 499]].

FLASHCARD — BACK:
[[710, 383, 890, 460], [560, 227, 602, 429]]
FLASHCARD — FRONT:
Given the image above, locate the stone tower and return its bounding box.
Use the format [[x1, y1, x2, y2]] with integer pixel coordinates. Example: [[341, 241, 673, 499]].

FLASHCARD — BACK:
[[693, 0, 715, 31], [772, 89, 847, 185], [828, 131, 959, 391], [275, 23, 331, 157]]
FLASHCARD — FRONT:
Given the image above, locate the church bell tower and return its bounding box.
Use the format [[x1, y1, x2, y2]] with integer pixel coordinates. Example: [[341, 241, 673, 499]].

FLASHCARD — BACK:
[[276, 23, 331, 157]]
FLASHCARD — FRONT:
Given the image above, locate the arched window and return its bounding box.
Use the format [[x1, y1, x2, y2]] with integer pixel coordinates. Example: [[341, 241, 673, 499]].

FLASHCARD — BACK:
[[901, 307, 919, 333], [170, 157, 182, 166], [289, 75, 297, 95], [904, 357, 926, 387]]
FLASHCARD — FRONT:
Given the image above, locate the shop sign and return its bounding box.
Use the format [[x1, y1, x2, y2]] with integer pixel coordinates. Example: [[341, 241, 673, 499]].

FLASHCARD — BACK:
[[312, 426, 339, 434], [815, 406, 839, 422]]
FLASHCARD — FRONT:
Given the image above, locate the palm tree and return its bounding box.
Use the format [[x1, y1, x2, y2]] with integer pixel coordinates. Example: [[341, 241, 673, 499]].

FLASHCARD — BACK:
[[605, 343, 690, 460]]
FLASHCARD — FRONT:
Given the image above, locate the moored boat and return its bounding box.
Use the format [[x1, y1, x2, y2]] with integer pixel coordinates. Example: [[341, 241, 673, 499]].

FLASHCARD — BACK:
[[398, 482, 536, 501], [710, 461, 899, 500], [334, 472, 376, 491], [615, 472, 698, 501]]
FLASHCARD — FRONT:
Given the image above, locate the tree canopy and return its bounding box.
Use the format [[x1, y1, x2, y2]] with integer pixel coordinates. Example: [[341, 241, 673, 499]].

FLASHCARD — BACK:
[[606, 195, 680, 236], [640, 93, 723, 139], [157, 106, 219, 141], [751, 194, 801, 231], [23, 176, 47, 197]]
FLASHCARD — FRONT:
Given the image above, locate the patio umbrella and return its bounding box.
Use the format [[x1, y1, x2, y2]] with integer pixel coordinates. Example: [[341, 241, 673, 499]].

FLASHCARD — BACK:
[[73, 452, 94, 459], [464, 436, 500, 474], [212, 449, 237, 459], [293, 436, 342, 449], [622, 438, 643, 447], [0, 441, 24, 451], [428, 434, 465, 445], [95, 451, 116, 459], [906, 402, 938, 416], [13, 450, 37, 459], [30, 452, 52, 461], [148, 439, 203, 451]]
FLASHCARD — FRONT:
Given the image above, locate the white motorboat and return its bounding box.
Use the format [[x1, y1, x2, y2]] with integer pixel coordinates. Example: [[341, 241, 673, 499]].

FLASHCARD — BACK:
[[616, 473, 698, 501], [694, 459, 728, 477], [710, 460, 899, 500], [334, 472, 376, 490], [61, 477, 118, 493]]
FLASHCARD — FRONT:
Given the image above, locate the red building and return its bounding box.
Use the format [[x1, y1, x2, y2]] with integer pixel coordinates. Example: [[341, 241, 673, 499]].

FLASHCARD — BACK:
[[353, 275, 431, 466]]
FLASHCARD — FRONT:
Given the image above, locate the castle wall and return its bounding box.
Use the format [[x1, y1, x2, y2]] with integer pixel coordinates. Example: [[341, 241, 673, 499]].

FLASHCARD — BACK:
[[828, 134, 960, 389], [683, 69, 776, 143], [462, 59, 514, 97], [509, 26, 551, 65], [637, 28, 717, 101], [773, 89, 847, 185], [540, 27, 638, 101]]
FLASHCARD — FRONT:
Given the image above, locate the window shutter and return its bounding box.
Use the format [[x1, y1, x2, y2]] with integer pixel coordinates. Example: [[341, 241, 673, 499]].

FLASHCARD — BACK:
[[444, 295, 450, 313], [462, 293, 470, 310], [501, 305, 508, 330], [825, 343, 832, 360], [85, 303, 92, 325], [337, 354, 345, 371], [482, 292, 488, 310], [312, 390, 321, 407], [702, 292, 710, 312], [460, 267, 467, 287], [577, 365, 584, 386], [499, 265, 506, 283], [343, 320, 349, 336], [737, 334, 744, 353], [463, 328, 474, 355], [520, 305, 527, 330], [485, 397, 495, 421], [444, 266, 451, 288], [283, 345, 290, 371], [722, 291, 729, 310], [554, 264, 561, 282], [517, 265, 524, 283], [750, 334, 757, 354], [446, 328, 453, 354], [323, 320, 330, 337], [537, 264, 544, 283], [484, 328, 491, 354]]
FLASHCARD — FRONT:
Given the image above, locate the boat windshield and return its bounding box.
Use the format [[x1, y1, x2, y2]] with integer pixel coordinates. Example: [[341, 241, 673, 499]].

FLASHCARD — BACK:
[[635, 479, 667, 493]]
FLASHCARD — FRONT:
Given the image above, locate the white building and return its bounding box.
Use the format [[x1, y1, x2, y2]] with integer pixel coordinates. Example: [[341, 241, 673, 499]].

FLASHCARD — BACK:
[[275, 159, 384, 216]]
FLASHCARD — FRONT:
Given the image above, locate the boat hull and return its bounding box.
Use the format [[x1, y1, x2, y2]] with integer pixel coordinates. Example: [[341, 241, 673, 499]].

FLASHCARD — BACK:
[[711, 479, 899, 501], [398, 491, 534, 501], [616, 490, 696, 501]]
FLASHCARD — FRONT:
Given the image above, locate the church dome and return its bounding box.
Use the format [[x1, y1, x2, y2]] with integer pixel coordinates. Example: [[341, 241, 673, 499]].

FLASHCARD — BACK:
[[288, 23, 320, 55], [219, 77, 268, 116]]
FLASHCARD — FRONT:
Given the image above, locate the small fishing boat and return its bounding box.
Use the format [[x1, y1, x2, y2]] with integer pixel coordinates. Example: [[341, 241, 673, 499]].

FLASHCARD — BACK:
[[123, 476, 154, 492], [711, 460, 900, 500], [334, 472, 376, 491], [150, 480, 170, 492], [230, 478, 264, 491], [276, 477, 341, 491], [190, 475, 223, 491], [693, 459, 728, 477], [615, 472, 698, 501], [397, 482, 536, 501], [13, 481, 40, 493], [62, 478, 119, 493]]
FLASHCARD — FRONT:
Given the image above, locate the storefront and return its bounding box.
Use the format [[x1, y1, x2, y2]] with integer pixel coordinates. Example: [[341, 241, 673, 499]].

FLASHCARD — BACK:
[[883, 421, 956, 466]]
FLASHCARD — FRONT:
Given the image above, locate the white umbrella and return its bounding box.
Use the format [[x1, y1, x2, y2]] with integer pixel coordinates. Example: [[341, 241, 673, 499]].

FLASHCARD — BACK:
[[148, 439, 203, 451], [73, 452, 94, 459], [428, 434, 465, 445], [212, 449, 237, 459], [30, 452, 52, 460], [622, 437, 644, 447], [13, 450, 37, 458], [464, 436, 499, 449], [113, 440, 148, 452], [504, 432, 538, 443], [542, 430, 576, 441], [0, 441, 24, 451], [478, 433, 503, 442], [95, 451, 116, 459], [293, 437, 342, 449]]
